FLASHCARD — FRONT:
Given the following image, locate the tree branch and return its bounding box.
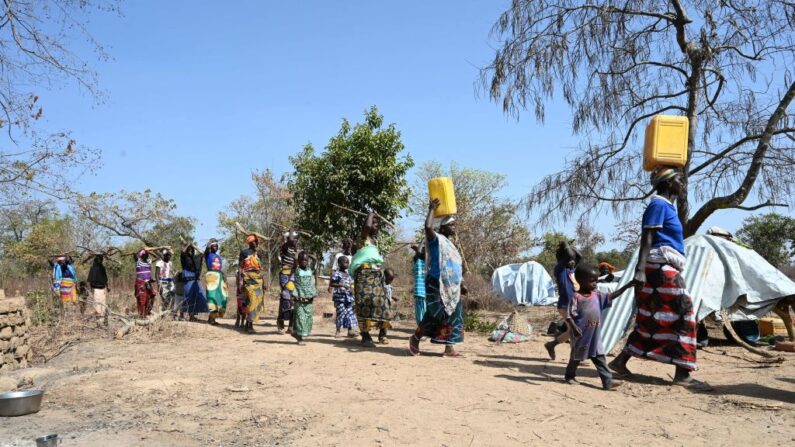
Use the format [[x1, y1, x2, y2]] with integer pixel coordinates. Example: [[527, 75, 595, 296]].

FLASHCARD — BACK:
[[687, 79, 795, 235]]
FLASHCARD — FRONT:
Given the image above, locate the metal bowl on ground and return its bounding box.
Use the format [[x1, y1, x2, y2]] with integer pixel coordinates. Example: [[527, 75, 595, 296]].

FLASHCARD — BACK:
[[0, 389, 44, 417]]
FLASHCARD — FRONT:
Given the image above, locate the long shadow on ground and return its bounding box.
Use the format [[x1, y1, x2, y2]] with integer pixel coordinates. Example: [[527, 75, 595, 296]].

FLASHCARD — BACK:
[[252, 335, 430, 358], [474, 358, 668, 387], [699, 383, 795, 404]]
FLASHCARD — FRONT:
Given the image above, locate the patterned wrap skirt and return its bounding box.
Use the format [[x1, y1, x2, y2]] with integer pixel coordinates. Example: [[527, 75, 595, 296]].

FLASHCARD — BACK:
[[205, 270, 228, 318], [58, 278, 77, 303], [242, 271, 264, 322], [292, 297, 314, 337], [354, 266, 394, 325], [334, 299, 358, 330], [134, 279, 156, 317], [278, 288, 294, 323], [624, 261, 698, 371], [418, 276, 464, 345]]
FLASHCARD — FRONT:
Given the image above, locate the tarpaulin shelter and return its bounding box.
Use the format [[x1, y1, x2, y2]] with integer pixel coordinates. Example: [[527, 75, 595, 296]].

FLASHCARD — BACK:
[[491, 261, 557, 306], [600, 235, 795, 353]]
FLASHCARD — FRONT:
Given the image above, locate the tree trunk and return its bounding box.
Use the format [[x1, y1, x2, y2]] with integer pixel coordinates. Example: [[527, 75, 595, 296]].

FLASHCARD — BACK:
[[680, 55, 703, 237]]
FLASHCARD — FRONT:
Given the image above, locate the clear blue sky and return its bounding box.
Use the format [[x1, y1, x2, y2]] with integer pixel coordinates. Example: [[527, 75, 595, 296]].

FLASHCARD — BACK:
[[38, 0, 788, 246]]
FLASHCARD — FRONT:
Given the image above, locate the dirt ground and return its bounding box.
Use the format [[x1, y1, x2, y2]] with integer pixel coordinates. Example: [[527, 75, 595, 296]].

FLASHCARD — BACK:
[[2, 300, 795, 447]]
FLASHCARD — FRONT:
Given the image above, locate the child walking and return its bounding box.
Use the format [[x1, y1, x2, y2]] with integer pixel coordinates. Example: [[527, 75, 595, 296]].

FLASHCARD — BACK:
[[330, 256, 358, 338], [292, 251, 317, 345], [564, 263, 634, 390]]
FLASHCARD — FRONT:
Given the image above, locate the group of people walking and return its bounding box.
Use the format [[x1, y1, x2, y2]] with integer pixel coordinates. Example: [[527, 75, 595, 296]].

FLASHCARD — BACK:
[[48, 166, 700, 387]]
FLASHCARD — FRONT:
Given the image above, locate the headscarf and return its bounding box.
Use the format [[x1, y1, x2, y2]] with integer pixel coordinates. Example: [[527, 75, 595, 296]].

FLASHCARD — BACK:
[[598, 262, 617, 273], [56, 256, 66, 262], [161, 248, 172, 257], [246, 234, 257, 244], [440, 215, 456, 226], [651, 166, 679, 187], [138, 248, 148, 258]]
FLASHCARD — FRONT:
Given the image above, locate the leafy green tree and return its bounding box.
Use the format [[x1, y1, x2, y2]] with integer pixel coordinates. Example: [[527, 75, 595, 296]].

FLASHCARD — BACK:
[[7, 216, 74, 274], [288, 106, 414, 253], [411, 161, 532, 274], [737, 213, 795, 267]]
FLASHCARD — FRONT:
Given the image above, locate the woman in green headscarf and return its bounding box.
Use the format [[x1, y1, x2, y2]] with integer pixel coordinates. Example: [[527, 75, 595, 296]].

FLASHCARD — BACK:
[[351, 212, 394, 347]]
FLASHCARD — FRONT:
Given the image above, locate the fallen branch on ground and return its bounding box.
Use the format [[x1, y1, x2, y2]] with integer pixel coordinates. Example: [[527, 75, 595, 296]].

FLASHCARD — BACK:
[[720, 309, 785, 362]]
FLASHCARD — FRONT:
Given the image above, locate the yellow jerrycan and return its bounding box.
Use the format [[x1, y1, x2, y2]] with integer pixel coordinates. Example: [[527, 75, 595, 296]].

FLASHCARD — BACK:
[[428, 177, 457, 217], [643, 115, 689, 171]]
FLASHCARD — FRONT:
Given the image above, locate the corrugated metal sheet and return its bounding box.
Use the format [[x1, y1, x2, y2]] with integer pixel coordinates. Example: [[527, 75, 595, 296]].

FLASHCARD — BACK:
[[600, 235, 795, 353]]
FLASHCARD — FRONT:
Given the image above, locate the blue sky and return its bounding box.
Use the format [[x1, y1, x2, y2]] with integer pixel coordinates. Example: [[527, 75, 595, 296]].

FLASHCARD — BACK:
[[37, 1, 789, 246]]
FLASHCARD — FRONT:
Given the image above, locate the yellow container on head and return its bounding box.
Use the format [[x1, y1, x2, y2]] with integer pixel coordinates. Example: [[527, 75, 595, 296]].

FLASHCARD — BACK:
[[428, 177, 457, 217], [643, 115, 689, 171]]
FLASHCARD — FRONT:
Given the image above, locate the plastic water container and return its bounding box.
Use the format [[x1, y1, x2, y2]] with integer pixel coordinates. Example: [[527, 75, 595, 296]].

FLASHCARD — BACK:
[[643, 115, 689, 171], [428, 177, 457, 217]]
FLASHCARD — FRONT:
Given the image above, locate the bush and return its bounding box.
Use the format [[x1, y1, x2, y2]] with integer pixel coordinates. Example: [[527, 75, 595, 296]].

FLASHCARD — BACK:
[[463, 313, 497, 334], [25, 289, 53, 326]]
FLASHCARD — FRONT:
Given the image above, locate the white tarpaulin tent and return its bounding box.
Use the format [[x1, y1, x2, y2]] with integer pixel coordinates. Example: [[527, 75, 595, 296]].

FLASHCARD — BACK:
[[491, 261, 557, 306], [600, 234, 795, 353]]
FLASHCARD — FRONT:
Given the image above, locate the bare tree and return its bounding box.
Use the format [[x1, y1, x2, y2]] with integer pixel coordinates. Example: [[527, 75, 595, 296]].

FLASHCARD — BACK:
[[0, 0, 119, 204], [483, 0, 795, 236], [74, 190, 181, 246]]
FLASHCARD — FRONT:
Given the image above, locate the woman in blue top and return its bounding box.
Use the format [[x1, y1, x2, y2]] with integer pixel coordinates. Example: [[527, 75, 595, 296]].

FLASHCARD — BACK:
[[409, 198, 466, 358], [609, 166, 698, 385]]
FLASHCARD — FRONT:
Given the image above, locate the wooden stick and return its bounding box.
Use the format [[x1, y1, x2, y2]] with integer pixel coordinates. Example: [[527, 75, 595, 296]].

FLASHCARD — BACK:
[[271, 222, 314, 237], [329, 202, 396, 229], [720, 309, 784, 360], [234, 222, 269, 241]]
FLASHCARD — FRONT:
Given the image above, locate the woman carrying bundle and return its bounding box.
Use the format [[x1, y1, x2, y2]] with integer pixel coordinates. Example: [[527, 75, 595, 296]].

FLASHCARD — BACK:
[[133, 249, 157, 317], [238, 234, 265, 333], [204, 239, 228, 325], [351, 212, 394, 347], [181, 244, 208, 321]]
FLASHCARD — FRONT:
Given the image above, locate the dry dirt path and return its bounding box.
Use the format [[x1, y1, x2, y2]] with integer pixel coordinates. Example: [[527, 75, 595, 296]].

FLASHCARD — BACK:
[[1, 313, 794, 446]]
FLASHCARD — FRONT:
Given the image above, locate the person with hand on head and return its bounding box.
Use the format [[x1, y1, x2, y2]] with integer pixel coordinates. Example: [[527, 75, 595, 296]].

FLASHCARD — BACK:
[[544, 241, 581, 360], [181, 243, 208, 322], [133, 248, 157, 317], [238, 234, 265, 333], [409, 198, 466, 358], [88, 254, 110, 325], [155, 249, 176, 317], [351, 212, 394, 348], [204, 239, 228, 326]]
